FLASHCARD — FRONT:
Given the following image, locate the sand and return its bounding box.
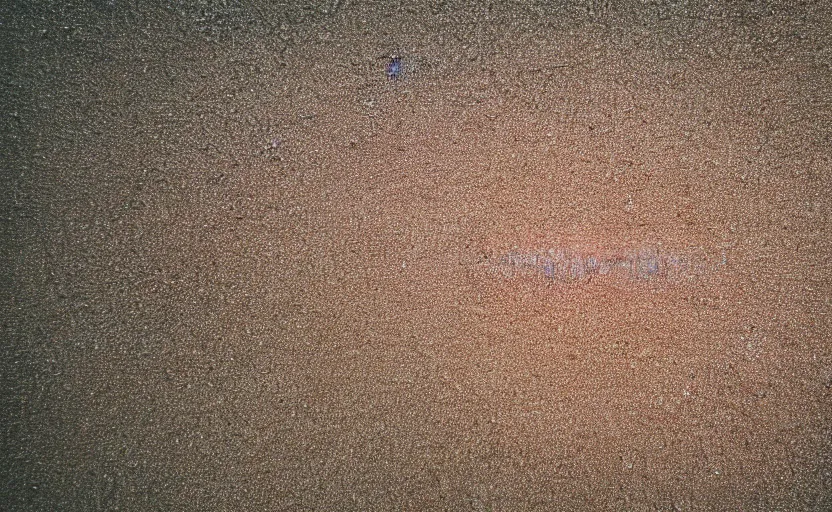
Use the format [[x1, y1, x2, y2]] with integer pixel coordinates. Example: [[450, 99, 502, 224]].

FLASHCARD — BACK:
[[2, 1, 831, 510]]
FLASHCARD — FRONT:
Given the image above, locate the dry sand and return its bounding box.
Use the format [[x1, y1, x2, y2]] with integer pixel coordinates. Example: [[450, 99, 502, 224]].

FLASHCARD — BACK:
[[2, 1, 831, 510]]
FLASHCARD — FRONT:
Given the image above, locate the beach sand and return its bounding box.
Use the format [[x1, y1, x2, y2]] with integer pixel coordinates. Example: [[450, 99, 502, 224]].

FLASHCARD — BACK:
[[2, 1, 831, 509]]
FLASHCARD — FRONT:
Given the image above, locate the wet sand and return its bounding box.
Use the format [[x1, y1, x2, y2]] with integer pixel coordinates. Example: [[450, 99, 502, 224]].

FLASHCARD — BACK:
[[2, 1, 831, 510]]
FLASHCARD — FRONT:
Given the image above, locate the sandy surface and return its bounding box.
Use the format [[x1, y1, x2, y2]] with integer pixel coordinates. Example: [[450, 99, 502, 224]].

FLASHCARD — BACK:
[[2, 1, 831, 510]]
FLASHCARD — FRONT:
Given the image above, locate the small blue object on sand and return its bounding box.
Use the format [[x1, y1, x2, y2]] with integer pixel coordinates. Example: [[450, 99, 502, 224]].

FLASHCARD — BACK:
[[386, 56, 403, 80], [495, 247, 724, 282]]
